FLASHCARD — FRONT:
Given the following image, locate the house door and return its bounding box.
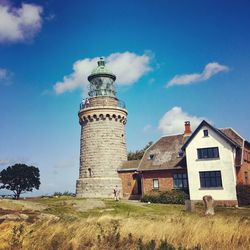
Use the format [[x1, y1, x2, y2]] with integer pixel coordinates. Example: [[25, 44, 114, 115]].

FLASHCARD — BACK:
[[136, 175, 142, 195]]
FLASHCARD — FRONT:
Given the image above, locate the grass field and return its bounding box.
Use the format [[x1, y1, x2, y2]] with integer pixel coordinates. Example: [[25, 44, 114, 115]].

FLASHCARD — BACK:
[[0, 197, 250, 250]]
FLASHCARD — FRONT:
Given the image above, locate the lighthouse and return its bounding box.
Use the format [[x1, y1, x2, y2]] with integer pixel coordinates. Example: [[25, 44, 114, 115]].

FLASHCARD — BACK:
[[76, 58, 128, 198]]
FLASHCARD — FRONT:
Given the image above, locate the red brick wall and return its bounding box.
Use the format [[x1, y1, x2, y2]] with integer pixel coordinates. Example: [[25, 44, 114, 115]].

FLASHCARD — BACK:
[[236, 146, 250, 185], [141, 170, 187, 195], [118, 172, 138, 198]]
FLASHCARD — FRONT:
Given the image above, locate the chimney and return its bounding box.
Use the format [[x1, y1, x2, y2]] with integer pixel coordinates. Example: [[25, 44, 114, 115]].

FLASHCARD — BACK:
[[184, 121, 192, 137]]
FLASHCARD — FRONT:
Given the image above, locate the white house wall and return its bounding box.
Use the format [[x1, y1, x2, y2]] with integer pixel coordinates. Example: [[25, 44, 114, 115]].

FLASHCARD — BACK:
[[186, 125, 237, 201]]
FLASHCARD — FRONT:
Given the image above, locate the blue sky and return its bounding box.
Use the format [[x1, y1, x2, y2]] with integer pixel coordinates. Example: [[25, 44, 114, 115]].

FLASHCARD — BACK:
[[0, 0, 250, 195]]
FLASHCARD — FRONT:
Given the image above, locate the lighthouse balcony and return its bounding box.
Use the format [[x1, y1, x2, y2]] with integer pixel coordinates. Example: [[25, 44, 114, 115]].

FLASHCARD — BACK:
[[80, 96, 126, 110]]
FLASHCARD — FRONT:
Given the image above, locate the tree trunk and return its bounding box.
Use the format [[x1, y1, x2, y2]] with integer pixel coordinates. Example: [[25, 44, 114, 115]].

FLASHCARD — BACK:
[[15, 191, 21, 200]]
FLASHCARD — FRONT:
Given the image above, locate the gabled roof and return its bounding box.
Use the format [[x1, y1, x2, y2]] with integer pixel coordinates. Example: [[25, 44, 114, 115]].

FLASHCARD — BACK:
[[181, 120, 240, 151], [219, 128, 244, 147], [138, 134, 186, 171], [117, 160, 140, 172]]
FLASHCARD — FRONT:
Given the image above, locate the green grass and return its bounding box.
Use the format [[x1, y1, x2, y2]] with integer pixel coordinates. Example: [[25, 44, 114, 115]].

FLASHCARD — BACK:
[[26, 196, 250, 219], [1, 197, 250, 250]]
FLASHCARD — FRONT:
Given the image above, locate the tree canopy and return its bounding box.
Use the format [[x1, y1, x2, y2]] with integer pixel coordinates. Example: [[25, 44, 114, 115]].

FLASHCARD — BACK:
[[0, 163, 40, 199], [127, 141, 153, 160]]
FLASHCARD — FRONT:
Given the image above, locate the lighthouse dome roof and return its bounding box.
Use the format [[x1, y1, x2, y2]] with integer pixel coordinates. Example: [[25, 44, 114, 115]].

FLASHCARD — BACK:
[[88, 57, 116, 81]]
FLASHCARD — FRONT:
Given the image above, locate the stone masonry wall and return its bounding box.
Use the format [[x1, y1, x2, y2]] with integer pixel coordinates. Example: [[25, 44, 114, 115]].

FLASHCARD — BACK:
[[79, 115, 127, 178], [76, 97, 127, 198]]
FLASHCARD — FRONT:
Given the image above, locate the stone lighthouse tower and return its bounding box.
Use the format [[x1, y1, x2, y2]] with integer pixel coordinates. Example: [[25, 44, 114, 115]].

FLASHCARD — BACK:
[[76, 58, 128, 198]]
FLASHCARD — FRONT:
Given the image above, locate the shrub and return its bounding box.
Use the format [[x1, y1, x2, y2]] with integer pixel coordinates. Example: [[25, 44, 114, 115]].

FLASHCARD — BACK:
[[53, 191, 75, 197], [141, 190, 189, 205]]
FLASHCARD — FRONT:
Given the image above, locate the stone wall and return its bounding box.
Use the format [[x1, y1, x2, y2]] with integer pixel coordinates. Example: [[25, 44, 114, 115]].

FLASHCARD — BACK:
[[88, 96, 118, 107], [76, 97, 128, 198]]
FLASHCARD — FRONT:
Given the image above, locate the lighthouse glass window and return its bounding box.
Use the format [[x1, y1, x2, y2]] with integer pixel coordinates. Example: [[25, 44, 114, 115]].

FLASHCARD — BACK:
[[89, 77, 115, 97]]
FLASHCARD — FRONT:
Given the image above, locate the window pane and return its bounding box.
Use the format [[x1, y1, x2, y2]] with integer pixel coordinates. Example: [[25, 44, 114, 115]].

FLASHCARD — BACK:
[[200, 171, 222, 188], [203, 130, 208, 136], [204, 172, 210, 177], [205, 178, 210, 187], [173, 179, 178, 188], [208, 148, 213, 158], [210, 178, 216, 187], [178, 179, 183, 188], [216, 171, 221, 177], [210, 172, 215, 177], [216, 176, 222, 187], [200, 178, 205, 188], [153, 179, 159, 189], [197, 147, 219, 159], [197, 149, 201, 159], [172, 173, 188, 189], [214, 148, 219, 158], [204, 148, 209, 158], [183, 179, 188, 188]]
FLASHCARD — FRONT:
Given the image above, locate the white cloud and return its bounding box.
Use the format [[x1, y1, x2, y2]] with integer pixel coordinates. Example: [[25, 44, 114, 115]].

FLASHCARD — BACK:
[[0, 67, 12, 84], [0, 159, 11, 166], [158, 106, 208, 135], [0, 68, 10, 79], [167, 62, 229, 87], [143, 124, 152, 133], [0, 2, 43, 43], [53, 51, 151, 95]]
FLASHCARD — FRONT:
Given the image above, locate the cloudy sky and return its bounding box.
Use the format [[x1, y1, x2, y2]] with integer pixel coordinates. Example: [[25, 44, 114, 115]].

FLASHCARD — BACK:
[[1, 0, 250, 195]]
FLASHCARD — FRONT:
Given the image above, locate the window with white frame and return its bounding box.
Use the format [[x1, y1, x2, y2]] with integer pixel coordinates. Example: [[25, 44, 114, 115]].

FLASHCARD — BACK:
[[203, 129, 209, 137], [197, 147, 219, 159], [199, 171, 222, 188], [153, 179, 159, 190]]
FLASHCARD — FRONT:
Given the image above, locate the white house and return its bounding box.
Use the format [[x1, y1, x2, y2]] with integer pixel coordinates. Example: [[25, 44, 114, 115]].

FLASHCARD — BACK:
[[182, 120, 239, 206], [119, 119, 250, 205]]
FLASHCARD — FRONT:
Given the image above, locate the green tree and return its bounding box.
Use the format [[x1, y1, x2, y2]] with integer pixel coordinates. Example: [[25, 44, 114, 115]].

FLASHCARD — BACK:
[[127, 141, 153, 160], [0, 163, 40, 199]]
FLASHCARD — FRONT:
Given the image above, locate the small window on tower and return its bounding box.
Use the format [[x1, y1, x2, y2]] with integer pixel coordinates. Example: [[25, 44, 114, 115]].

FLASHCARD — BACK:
[[203, 130, 209, 137], [88, 168, 92, 177], [121, 134, 125, 143]]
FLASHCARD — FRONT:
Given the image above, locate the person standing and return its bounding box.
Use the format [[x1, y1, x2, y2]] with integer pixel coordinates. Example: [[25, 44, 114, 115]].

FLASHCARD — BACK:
[[85, 98, 90, 107], [113, 185, 120, 201]]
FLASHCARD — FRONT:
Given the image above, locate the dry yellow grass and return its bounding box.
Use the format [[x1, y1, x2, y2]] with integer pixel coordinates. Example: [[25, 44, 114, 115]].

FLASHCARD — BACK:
[[0, 198, 250, 250]]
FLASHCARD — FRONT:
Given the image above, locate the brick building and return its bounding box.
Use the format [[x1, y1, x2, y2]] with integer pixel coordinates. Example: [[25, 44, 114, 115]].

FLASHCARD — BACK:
[[118, 121, 250, 205], [118, 122, 190, 199]]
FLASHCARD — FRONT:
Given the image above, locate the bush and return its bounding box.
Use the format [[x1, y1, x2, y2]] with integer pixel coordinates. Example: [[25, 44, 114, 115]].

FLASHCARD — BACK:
[[141, 190, 189, 205], [53, 191, 75, 197]]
